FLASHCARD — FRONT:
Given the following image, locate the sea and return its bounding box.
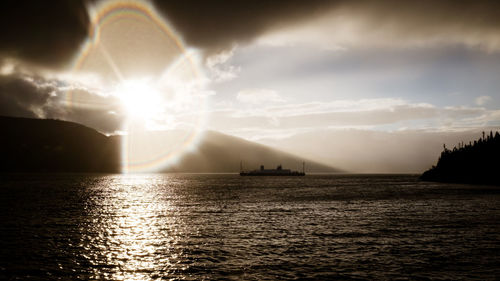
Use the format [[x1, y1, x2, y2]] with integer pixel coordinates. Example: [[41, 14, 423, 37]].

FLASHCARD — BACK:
[[1, 174, 499, 280]]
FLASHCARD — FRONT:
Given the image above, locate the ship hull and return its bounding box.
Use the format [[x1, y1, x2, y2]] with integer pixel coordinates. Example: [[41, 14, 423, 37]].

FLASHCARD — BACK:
[[240, 172, 305, 176]]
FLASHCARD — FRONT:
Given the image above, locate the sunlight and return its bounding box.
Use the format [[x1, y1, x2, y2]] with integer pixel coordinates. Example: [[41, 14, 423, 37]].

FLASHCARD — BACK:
[[113, 78, 163, 120], [80, 174, 185, 280], [66, 0, 209, 173]]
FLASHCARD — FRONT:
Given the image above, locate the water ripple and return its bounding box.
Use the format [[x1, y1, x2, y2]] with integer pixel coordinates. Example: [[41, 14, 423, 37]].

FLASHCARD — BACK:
[[1, 174, 499, 280]]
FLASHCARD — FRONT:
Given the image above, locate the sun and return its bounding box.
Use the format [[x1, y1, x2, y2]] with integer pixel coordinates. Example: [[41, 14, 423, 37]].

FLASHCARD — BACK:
[[113, 78, 164, 120], [65, 1, 210, 173]]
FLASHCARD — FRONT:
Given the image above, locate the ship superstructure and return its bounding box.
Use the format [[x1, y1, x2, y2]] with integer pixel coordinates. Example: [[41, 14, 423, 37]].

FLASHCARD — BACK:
[[240, 162, 305, 176]]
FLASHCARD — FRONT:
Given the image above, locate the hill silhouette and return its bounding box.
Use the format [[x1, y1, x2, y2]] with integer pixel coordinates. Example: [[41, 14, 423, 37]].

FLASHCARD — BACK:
[[164, 131, 337, 173], [0, 116, 338, 173], [0, 116, 120, 172], [421, 131, 500, 185]]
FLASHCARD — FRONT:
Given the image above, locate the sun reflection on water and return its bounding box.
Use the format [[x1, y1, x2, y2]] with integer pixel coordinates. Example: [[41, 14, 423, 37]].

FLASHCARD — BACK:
[[3, 174, 499, 279], [81, 174, 186, 280]]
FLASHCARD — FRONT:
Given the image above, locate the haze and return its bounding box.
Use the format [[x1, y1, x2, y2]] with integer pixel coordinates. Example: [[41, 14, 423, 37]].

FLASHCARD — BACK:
[[1, 0, 499, 173]]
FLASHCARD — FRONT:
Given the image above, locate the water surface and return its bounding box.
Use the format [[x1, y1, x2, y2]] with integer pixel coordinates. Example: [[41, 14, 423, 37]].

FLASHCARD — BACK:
[[1, 174, 499, 280]]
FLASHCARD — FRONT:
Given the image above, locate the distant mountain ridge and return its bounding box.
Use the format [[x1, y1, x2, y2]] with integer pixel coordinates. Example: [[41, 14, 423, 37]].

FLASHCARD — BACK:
[[421, 131, 500, 185], [164, 130, 337, 173], [0, 116, 338, 173]]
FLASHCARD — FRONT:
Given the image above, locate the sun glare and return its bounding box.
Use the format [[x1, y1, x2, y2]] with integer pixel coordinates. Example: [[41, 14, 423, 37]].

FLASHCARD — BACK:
[[67, 0, 209, 173], [114, 79, 164, 120]]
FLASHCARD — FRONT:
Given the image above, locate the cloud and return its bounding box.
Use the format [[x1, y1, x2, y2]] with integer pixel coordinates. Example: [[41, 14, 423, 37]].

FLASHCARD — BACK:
[[205, 48, 241, 82], [236, 88, 285, 104], [475, 95, 492, 106], [0, 0, 90, 68], [258, 0, 500, 51], [151, 0, 334, 55], [208, 98, 500, 135], [150, 0, 500, 54], [0, 73, 124, 133], [0, 75, 52, 118], [2, 0, 500, 69]]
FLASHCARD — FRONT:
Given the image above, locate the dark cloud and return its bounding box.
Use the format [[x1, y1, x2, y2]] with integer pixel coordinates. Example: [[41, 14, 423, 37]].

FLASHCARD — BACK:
[[0, 0, 90, 68], [354, 0, 500, 30], [0, 74, 123, 133], [0, 75, 52, 118], [2, 0, 499, 68], [345, 0, 500, 45], [152, 0, 500, 53], [152, 0, 335, 54]]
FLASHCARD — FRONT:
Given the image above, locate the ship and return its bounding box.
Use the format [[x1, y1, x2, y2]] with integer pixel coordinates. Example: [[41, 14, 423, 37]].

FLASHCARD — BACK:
[[239, 162, 306, 176]]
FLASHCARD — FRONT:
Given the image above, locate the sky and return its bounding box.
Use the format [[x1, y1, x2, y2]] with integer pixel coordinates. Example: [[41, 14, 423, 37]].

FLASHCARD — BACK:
[[1, 0, 500, 172]]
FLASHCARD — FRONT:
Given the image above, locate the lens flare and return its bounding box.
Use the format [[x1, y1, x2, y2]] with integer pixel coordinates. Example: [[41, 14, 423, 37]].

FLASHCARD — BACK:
[[66, 0, 209, 173]]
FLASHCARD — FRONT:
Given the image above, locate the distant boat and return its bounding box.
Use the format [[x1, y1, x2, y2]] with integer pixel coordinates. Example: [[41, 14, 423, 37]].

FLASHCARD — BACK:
[[240, 162, 305, 176]]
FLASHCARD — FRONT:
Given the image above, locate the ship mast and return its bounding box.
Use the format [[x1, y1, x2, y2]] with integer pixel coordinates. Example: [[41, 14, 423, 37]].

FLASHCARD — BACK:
[[302, 161, 305, 173]]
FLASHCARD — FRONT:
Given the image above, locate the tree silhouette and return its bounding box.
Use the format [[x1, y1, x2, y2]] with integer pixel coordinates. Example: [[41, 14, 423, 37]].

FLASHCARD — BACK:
[[421, 130, 500, 185]]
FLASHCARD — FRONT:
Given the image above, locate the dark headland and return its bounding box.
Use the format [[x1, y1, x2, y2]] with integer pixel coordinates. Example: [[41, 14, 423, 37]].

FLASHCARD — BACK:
[[0, 116, 338, 173], [0, 116, 121, 173], [421, 131, 500, 185]]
